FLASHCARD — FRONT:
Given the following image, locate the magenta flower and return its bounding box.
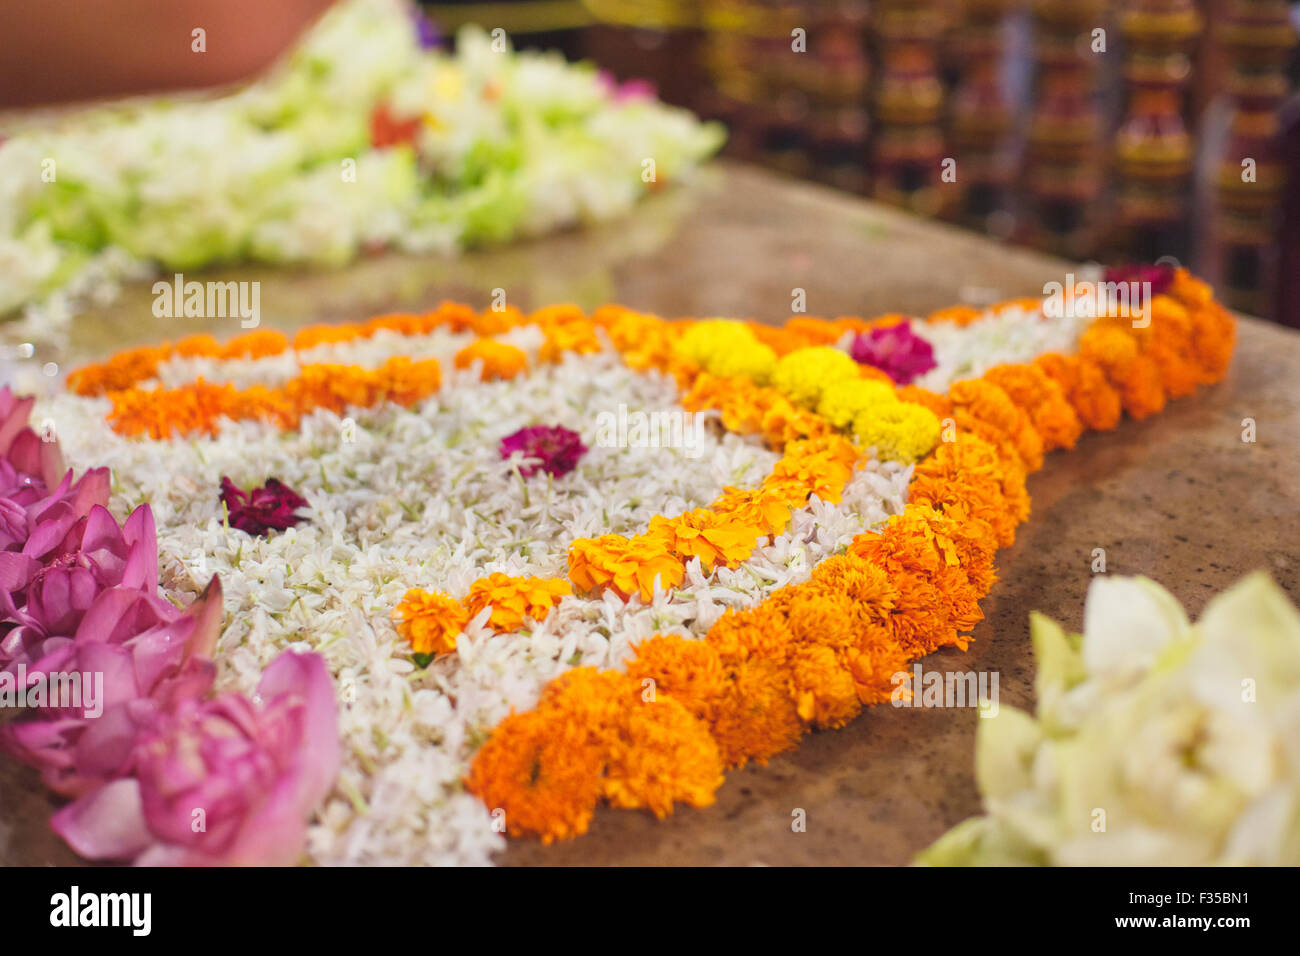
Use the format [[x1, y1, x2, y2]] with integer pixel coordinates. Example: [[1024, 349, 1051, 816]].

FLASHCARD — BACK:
[[411, 7, 441, 49], [597, 70, 657, 104], [850, 321, 938, 385], [220, 476, 308, 536], [51, 649, 340, 866], [1103, 262, 1175, 296], [499, 425, 587, 478]]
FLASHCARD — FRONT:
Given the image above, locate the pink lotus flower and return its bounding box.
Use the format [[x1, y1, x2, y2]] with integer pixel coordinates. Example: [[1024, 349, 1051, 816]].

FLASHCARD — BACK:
[[220, 476, 309, 536], [51, 650, 340, 866], [1, 577, 224, 795], [499, 424, 587, 478], [0, 504, 158, 629], [850, 321, 938, 385], [1, 385, 66, 490]]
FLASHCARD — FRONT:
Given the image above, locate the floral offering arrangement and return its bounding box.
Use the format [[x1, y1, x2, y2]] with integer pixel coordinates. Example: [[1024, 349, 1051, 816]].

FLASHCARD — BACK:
[[920, 573, 1300, 866], [0, 0, 723, 327], [0, 264, 1238, 865]]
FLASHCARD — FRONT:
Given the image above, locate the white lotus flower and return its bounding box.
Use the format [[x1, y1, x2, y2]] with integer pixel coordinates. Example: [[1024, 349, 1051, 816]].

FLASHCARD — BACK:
[[920, 573, 1300, 866]]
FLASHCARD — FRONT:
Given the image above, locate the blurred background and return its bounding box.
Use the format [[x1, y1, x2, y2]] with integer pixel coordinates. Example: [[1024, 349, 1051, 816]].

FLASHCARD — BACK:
[[426, 0, 1300, 327]]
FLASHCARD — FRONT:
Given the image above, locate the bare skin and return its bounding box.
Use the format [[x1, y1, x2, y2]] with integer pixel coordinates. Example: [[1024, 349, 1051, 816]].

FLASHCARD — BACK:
[[0, 0, 338, 108]]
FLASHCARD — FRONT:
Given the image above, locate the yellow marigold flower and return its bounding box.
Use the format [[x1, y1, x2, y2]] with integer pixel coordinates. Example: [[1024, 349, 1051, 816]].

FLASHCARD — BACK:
[[675, 320, 756, 363], [853, 400, 942, 464], [454, 338, 529, 381], [464, 573, 572, 633], [391, 589, 469, 663], [770, 346, 860, 409], [815, 378, 898, 429], [647, 510, 760, 572], [568, 534, 685, 602]]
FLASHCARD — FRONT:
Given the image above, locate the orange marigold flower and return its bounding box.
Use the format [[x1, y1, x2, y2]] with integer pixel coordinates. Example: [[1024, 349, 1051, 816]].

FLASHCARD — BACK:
[[896, 384, 953, 420], [172, 334, 222, 358], [568, 534, 685, 602], [784, 316, 843, 346], [1114, 353, 1167, 420], [790, 643, 861, 728], [984, 363, 1083, 452], [625, 635, 727, 723], [760, 398, 833, 448], [293, 324, 361, 351], [948, 378, 1044, 472], [927, 304, 982, 326], [1033, 352, 1123, 432], [430, 301, 480, 333], [746, 323, 809, 357], [535, 668, 724, 818], [842, 642, 915, 707], [706, 606, 798, 667], [763, 435, 857, 505], [707, 656, 803, 768], [993, 296, 1045, 316], [909, 432, 1028, 549], [848, 509, 985, 654], [1170, 268, 1215, 309], [377, 356, 442, 407], [602, 692, 724, 817], [391, 588, 469, 662], [284, 363, 381, 416], [1079, 324, 1140, 372], [1187, 303, 1236, 384], [469, 308, 515, 337], [711, 486, 793, 536], [538, 315, 603, 363], [808, 555, 900, 625], [363, 312, 435, 338], [647, 510, 760, 572], [464, 573, 571, 633], [221, 329, 290, 360], [783, 589, 859, 650], [68, 346, 166, 396], [1146, 340, 1200, 400], [464, 708, 604, 843], [454, 338, 529, 381]]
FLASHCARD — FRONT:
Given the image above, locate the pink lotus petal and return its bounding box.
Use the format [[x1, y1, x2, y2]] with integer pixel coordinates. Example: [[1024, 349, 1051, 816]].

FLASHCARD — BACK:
[[0, 393, 35, 458], [51, 778, 154, 861], [256, 650, 341, 810]]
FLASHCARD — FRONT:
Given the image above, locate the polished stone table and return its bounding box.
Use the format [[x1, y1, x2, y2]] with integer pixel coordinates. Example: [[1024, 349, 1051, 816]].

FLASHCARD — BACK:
[[3, 161, 1298, 866]]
